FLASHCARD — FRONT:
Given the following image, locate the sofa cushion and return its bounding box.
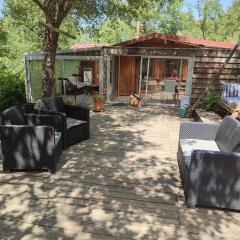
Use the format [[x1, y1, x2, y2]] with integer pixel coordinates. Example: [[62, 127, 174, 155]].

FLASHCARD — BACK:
[[215, 116, 240, 152], [180, 139, 220, 170], [67, 117, 87, 130], [2, 106, 26, 125]]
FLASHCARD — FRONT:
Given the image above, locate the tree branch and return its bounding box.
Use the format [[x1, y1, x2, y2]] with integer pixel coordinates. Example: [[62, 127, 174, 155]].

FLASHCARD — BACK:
[[56, 1, 73, 25], [32, 0, 47, 15], [32, 0, 55, 23]]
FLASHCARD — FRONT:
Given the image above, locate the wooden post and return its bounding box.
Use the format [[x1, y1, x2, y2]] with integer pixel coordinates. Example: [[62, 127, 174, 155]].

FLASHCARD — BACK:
[[106, 56, 111, 102], [24, 54, 32, 103], [111, 56, 115, 99], [145, 58, 150, 100], [177, 59, 183, 102], [98, 56, 104, 94], [139, 57, 143, 95], [118, 56, 121, 96], [185, 58, 194, 97]]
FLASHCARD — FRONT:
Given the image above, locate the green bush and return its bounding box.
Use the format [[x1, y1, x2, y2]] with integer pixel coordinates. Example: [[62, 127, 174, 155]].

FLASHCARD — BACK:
[[0, 67, 26, 112], [202, 91, 221, 111]]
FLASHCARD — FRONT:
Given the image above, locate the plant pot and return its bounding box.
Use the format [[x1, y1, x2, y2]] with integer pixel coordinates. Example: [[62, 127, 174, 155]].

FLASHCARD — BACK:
[[94, 101, 105, 111]]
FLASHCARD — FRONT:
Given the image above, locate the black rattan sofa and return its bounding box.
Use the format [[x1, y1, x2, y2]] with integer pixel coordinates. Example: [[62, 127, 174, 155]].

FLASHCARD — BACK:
[[177, 116, 240, 210], [37, 96, 89, 149], [0, 106, 62, 173]]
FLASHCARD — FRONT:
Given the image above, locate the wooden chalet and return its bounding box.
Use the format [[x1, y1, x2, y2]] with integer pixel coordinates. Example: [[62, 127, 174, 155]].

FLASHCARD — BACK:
[[25, 33, 240, 104]]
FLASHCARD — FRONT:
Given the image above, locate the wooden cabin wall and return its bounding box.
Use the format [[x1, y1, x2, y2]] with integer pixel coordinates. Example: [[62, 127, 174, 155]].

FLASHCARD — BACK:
[[105, 47, 240, 104], [151, 58, 165, 79], [191, 49, 240, 104]]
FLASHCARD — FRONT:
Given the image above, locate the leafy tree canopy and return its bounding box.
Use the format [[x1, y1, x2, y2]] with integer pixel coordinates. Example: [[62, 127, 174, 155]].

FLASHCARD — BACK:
[[0, 0, 239, 79]]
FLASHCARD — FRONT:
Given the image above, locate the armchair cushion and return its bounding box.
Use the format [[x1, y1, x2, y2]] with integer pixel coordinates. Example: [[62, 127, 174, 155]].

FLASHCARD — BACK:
[[25, 114, 62, 132], [180, 139, 220, 170], [67, 118, 87, 130], [65, 105, 89, 121], [37, 96, 65, 113], [215, 116, 240, 152]]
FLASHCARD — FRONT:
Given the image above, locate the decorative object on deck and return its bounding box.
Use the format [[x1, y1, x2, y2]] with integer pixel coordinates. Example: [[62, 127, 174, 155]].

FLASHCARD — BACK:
[[231, 105, 240, 118], [129, 94, 142, 107], [37, 96, 89, 149], [218, 82, 240, 114], [221, 82, 240, 107], [179, 96, 190, 117], [0, 106, 63, 173], [177, 116, 240, 210], [93, 93, 105, 111]]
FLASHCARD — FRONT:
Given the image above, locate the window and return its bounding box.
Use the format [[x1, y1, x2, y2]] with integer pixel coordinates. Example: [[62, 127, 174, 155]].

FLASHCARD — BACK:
[[83, 68, 92, 85]]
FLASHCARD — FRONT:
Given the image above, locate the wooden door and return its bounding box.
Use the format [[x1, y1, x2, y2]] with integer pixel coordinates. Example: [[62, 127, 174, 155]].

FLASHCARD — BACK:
[[119, 56, 137, 96]]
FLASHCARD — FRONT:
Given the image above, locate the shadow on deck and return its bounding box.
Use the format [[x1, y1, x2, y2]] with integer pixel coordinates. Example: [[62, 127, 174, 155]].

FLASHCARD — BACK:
[[0, 105, 239, 239]]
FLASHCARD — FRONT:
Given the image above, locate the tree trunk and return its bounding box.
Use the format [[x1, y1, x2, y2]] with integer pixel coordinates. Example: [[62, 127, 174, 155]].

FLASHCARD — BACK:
[[42, 18, 59, 97]]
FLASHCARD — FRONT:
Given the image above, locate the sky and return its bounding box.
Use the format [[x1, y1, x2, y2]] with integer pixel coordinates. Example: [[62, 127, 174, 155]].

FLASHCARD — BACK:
[[0, 0, 234, 18], [182, 0, 233, 15]]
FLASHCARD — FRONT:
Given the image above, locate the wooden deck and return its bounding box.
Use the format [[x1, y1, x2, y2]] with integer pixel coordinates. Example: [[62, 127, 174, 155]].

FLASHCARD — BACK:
[[0, 105, 240, 239]]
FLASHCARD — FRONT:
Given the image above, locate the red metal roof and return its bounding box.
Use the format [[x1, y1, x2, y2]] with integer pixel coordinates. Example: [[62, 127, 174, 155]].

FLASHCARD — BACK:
[[71, 43, 107, 49], [115, 32, 235, 49]]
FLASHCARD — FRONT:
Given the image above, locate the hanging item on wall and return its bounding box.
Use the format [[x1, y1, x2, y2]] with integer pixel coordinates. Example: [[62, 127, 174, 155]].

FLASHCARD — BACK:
[[129, 94, 142, 107]]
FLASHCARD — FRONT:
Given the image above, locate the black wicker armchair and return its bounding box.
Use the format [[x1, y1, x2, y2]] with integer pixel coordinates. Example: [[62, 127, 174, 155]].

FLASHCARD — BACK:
[[177, 116, 240, 211], [36, 96, 89, 149], [0, 106, 63, 173]]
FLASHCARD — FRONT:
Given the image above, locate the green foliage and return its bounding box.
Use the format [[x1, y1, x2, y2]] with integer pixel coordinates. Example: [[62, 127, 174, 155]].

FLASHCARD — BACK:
[[221, 0, 240, 43], [0, 67, 26, 112], [202, 91, 221, 111], [94, 19, 135, 44], [0, 0, 239, 82], [195, 0, 225, 40], [93, 94, 105, 103]]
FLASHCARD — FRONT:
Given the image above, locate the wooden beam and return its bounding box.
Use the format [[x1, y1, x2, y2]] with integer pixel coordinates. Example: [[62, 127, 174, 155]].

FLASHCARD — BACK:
[[39, 22, 76, 39], [185, 58, 195, 97], [24, 55, 32, 103], [98, 57, 104, 94], [26, 55, 101, 61], [106, 56, 111, 102]]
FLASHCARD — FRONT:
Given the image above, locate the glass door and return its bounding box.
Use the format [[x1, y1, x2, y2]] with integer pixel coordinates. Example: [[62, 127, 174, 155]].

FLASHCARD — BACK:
[[139, 57, 150, 95]]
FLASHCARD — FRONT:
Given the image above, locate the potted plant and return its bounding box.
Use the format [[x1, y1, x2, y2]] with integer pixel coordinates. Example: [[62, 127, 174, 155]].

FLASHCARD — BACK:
[[93, 93, 105, 111]]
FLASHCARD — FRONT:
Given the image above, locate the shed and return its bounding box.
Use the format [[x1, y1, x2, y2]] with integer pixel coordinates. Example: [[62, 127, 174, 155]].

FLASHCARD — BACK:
[[25, 32, 240, 104]]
